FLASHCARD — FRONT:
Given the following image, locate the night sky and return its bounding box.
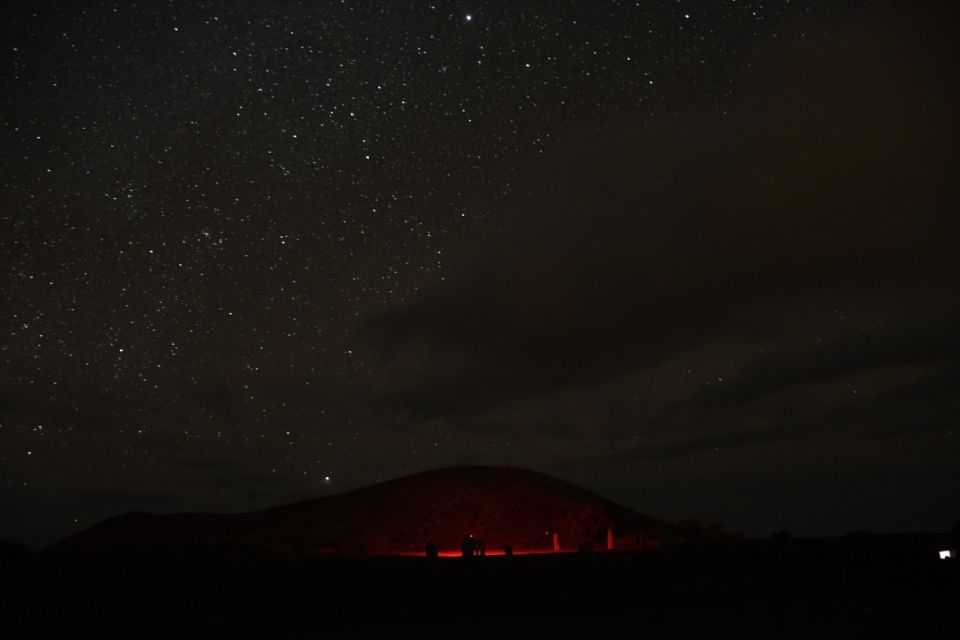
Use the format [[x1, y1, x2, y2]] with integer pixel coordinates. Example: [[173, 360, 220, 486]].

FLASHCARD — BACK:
[[2, 1, 958, 547]]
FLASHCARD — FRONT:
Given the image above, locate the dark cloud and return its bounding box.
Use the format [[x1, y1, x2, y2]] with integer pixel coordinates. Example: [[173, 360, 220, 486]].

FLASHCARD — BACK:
[[820, 364, 960, 438], [683, 309, 960, 412], [569, 364, 960, 469], [361, 4, 960, 419]]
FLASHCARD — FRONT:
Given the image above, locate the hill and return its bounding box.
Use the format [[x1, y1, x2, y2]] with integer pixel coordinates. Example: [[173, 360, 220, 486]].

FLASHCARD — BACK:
[[48, 466, 670, 556]]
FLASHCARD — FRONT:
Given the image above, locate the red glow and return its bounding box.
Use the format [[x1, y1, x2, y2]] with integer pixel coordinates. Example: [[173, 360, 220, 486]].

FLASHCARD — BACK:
[[392, 548, 568, 558], [386, 547, 646, 558]]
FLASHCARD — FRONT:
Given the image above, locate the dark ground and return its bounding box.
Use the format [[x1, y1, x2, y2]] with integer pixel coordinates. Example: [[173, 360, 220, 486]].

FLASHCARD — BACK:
[[2, 536, 958, 639]]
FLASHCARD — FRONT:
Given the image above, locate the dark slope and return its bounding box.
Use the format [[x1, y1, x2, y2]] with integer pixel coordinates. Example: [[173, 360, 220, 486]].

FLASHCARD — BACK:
[[49, 466, 670, 556]]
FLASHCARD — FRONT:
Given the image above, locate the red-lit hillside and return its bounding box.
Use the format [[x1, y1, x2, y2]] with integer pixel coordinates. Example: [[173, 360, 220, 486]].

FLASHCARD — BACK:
[[49, 466, 670, 556]]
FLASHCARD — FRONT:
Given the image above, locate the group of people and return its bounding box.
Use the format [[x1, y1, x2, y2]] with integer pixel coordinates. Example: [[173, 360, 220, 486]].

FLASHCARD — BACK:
[[424, 534, 513, 558], [461, 534, 486, 557]]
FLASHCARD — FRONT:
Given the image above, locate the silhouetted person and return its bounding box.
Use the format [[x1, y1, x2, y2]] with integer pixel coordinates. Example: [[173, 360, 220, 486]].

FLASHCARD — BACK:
[[462, 534, 474, 558], [476, 539, 485, 556], [503, 543, 513, 556], [425, 542, 438, 559]]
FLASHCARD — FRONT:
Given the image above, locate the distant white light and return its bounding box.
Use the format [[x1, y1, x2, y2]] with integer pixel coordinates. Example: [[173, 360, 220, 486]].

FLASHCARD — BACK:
[[465, 13, 472, 22], [324, 475, 331, 482], [940, 549, 954, 560]]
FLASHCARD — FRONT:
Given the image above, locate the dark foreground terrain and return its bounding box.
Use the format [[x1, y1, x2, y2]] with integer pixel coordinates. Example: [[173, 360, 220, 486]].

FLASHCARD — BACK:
[[2, 534, 958, 639]]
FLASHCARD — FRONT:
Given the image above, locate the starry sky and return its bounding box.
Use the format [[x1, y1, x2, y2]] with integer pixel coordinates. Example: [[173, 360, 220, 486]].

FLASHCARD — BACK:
[[2, 1, 958, 547]]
